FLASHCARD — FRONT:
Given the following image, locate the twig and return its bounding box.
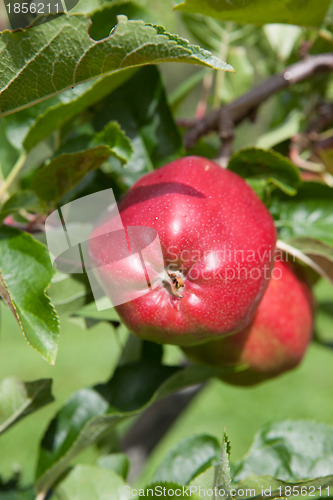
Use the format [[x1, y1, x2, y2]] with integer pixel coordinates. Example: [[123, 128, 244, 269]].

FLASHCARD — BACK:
[[289, 135, 324, 173], [196, 72, 214, 119], [3, 215, 46, 233], [183, 53, 333, 150]]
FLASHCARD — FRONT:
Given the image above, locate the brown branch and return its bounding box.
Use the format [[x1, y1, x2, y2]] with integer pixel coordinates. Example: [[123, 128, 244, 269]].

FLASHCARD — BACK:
[[184, 53, 333, 150]]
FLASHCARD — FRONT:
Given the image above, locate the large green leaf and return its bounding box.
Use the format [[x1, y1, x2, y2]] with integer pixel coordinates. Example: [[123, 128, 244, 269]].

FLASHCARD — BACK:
[[153, 434, 220, 485], [173, 0, 331, 27], [228, 148, 301, 196], [0, 377, 53, 435], [0, 14, 233, 117], [93, 66, 184, 185], [0, 227, 59, 364], [35, 362, 232, 494], [234, 420, 333, 482], [54, 465, 126, 500], [272, 183, 333, 247]]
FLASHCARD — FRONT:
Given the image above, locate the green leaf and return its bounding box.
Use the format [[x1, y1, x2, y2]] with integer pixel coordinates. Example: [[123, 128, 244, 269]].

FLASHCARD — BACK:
[[93, 66, 184, 185], [190, 466, 333, 499], [54, 465, 126, 500], [35, 362, 231, 493], [0, 227, 59, 364], [272, 183, 333, 246], [256, 110, 302, 150], [47, 272, 94, 315], [8, 69, 137, 154], [91, 121, 132, 162], [32, 122, 132, 203], [0, 191, 40, 222], [0, 14, 233, 117], [233, 474, 333, 500], [0, 377, 54, 435], [277, 237, 333, 285], [0, 486, 35, 500], [153, 435, 220, 485], [189, 466, 215, 497], [97, 453, 129, 480], [234, 420, 333, 482], [75, 300, 120, 322], [173, 0, 331, 28], [263, 24, 302, 61], [31, 147, 113, 203], [214, 434, 232, 499], [228, 148, 301, 196]]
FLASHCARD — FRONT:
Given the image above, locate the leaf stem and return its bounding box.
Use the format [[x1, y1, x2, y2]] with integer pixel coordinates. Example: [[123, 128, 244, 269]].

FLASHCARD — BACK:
[[0, 152, 27, 203], [213, 23, 232, 109], [36, 492, 46, 500], [276, 239, 333, 284]]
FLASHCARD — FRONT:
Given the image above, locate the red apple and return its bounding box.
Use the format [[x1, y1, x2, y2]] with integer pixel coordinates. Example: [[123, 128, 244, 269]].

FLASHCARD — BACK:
[[183, 260, 314, 384], [89, 156, 276, 345]]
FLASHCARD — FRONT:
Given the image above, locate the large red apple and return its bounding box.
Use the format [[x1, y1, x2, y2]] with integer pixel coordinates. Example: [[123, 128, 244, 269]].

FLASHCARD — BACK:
[[88, 156, 276, 345], [183, 260, 314, 384]]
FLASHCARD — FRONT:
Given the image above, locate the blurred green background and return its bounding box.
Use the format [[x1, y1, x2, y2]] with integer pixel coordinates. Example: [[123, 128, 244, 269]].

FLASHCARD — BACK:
[[0, 0, 333, 491], [0, 278, 332, 487]]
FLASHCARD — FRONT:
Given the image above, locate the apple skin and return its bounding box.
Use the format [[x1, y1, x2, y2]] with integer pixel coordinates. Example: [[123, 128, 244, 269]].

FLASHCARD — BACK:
[[89, 156, 276, 345], [182, 260, 314, 385]]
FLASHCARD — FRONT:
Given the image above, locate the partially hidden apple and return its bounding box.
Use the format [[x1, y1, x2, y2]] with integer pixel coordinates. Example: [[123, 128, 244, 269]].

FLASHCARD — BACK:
[[182, 260, 314, 385], [89, 156, 276, 345]]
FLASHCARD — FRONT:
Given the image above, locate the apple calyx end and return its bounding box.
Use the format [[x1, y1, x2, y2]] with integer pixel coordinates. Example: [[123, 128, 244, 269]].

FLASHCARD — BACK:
[[164, 270, 184, 298]]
